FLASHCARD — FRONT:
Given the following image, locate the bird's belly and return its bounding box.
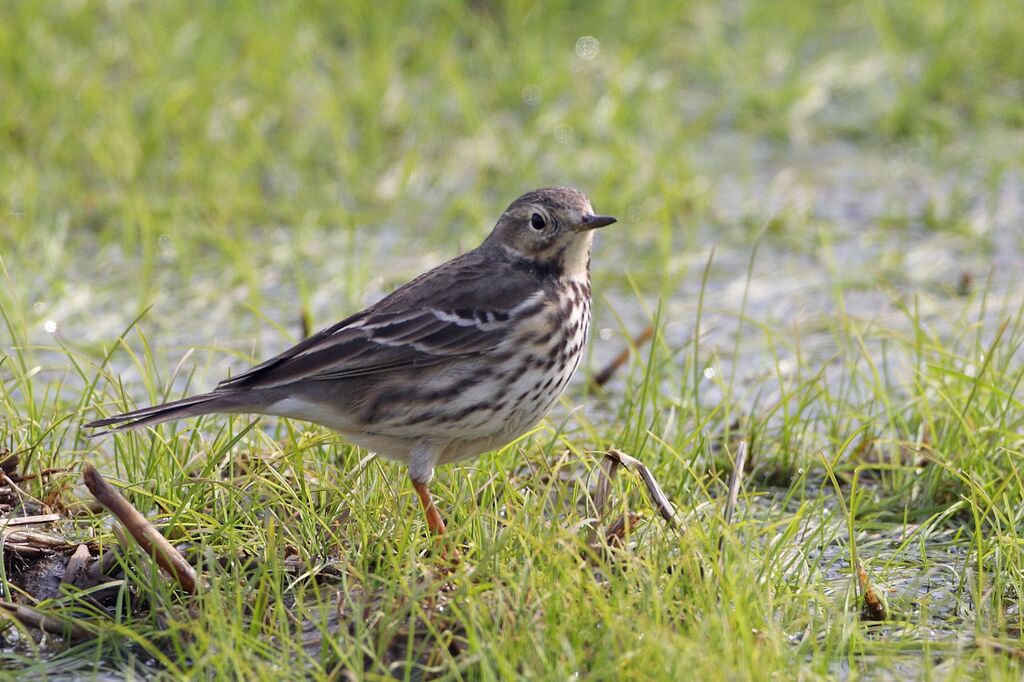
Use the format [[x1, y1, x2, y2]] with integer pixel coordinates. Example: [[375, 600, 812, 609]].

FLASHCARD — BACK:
[[264, 396, 413, 458], [434, 362, 581, 467]]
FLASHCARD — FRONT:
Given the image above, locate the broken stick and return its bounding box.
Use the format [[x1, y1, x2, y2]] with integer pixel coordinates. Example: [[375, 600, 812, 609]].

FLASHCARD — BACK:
[[82, 465, 198, 594], [603, 449, 678, 524], [718, 441, 748, 574], [722, 441, 748, 528], [0, 601, 92, 641], [588, 449, 678, 551], [62, 544, 92, 586], [0, 514, 61, 528], [592, 325, 654, 388]]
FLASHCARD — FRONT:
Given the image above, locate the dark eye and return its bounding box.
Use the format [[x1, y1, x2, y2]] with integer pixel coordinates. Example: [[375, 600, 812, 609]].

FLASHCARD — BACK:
[[530, 212, 546, 230]]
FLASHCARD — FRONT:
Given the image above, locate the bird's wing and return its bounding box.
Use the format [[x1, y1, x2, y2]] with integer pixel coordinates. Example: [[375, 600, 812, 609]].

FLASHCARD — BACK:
[[216, 252, 546, 390]]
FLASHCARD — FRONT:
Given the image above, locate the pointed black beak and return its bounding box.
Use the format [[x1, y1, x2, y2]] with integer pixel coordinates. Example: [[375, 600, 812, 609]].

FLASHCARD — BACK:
[[580, 214, 617, 230]]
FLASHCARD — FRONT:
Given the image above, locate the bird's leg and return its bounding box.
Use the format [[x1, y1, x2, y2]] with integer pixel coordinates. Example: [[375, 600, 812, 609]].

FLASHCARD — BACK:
[[412, 479, 447, 536], [411, 478, 462, 562]]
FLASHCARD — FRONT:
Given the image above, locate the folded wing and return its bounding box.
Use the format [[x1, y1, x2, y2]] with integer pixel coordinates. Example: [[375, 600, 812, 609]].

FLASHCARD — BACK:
[[217, 252, 545, 390]]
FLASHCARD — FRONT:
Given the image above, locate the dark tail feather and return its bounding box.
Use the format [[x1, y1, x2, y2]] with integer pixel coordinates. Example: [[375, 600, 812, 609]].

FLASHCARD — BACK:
[[84, 392, 230, 435]]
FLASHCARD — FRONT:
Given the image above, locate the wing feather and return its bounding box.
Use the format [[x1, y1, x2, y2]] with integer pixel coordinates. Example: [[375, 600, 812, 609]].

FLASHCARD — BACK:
[[216, 251, 546, 390]]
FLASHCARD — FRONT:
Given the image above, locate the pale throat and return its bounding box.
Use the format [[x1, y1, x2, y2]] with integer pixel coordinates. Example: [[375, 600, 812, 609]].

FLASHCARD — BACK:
[[561, 231, 594, 278]]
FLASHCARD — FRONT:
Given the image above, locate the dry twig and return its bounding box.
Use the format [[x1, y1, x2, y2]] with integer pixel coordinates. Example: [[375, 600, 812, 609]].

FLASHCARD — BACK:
[[61, 544, 93, 586], [10, 467, 71, 483], [591, 325, 654, 388], [602, 449, 677, 523], [0, 514, 61, 527], [82, 465, 198, 594], [4, 531, 72, 549], [589, 449, 678, 549], [722, 441, 748, 528], [718, 441, 748, 573], [0, 600, 92, 641]]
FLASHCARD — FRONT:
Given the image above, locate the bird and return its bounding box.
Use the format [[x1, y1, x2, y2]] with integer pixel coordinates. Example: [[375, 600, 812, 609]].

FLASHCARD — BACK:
[[85, 187, 616, 539]]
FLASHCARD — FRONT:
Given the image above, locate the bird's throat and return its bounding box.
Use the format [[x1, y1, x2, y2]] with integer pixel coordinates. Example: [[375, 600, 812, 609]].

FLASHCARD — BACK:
[[560, 231, 595, 278]]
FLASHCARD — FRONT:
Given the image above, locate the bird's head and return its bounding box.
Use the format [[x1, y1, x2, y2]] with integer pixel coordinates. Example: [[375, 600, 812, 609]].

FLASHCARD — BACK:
[[484, 187, 616, 278]]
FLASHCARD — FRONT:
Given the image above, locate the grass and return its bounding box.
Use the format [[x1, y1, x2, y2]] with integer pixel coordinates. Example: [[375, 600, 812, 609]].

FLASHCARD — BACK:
[[2, 0, 1024, 678]]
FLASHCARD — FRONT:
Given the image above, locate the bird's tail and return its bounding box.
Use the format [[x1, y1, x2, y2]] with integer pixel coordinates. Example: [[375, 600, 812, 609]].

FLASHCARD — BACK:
[[84, 391, 250, 435]]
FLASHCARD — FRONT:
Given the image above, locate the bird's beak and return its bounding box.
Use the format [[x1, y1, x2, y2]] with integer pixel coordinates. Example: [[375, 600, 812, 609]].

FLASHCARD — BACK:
[[579, 214, 617, 231]]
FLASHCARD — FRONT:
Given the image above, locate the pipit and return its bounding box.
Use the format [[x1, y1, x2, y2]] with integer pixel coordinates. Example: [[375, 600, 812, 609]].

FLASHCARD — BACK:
[[86, 187, 616, 538]]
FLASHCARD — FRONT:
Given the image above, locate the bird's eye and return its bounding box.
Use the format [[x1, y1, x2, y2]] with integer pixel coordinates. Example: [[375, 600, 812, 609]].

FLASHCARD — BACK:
[[530, 212, 546, 230]]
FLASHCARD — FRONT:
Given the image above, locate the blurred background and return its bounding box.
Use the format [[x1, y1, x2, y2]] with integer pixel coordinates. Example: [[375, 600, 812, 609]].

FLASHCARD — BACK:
[[4, 0, 1022, 368]]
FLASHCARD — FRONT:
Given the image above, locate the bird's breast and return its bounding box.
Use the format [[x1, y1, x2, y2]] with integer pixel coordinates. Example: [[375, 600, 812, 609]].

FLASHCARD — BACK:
[[493, 276, 591, 430]]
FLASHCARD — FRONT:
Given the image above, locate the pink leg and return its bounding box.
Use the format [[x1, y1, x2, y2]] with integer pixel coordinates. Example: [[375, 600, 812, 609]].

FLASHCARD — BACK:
[[412, 479, 447, 536], [412, 478, 460, 561]]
